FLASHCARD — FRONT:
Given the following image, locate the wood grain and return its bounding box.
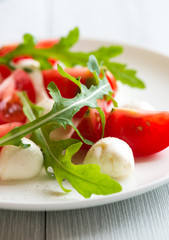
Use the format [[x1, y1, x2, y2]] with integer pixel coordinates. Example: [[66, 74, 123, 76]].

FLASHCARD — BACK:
[[46, 184, 169, 240], [0, 210, 45, 240]]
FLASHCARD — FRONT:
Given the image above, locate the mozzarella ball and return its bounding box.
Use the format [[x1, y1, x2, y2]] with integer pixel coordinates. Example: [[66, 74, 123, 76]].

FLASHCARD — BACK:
[[123, 99, 155, 111], [0, 138, 43, 181], [84, 137, 135, 179]]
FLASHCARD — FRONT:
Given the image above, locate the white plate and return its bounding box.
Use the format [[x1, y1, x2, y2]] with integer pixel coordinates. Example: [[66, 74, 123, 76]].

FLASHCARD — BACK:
[[0, 39, 169, 211]]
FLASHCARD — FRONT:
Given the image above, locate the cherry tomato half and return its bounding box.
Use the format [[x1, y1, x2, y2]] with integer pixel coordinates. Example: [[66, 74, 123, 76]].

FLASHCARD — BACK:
[[104, 108, 169, 156], [0, 69, 36, 124], [43, 67, 117, 99], [71, 99, 114, 148], [0, 122, 22, 138]]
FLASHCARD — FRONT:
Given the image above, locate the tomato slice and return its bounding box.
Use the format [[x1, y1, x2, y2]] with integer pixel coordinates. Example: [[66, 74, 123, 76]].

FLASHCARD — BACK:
[[36, 39, 59, 49], [0, 122, 22, 151], [0, 65, 11, 82], [43, 67, 117, 98], [71, 99, 113, 148], [0, 46, 14, 81], [11, 69, 36, 103], [105, 71, 118, 94], [104, 108, 169, 156], [0, 44, 17, 57], [0, 122, 22, 138], [0, 69, 36, 124], [0, 93, 26, 124], [42, 67, 93, 99], [0, 69, 36, 103]]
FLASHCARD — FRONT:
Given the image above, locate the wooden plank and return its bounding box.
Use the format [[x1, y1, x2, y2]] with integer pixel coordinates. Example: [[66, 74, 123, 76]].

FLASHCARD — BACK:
[[46, 184, 169, 240], [0, 210, 45, 240]]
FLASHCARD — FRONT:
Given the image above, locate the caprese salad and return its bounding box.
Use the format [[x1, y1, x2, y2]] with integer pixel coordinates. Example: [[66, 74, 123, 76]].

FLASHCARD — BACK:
[[0, 27, 168, 198]]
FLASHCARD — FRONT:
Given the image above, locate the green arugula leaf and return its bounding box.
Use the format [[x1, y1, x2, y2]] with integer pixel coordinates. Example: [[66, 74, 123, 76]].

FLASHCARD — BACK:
[[87, 55, 100, 76], [105, 61, 145, 88], [12, 89, 122, 198], [0, 27, 145, 88], [57, 64, 81, 90], [0, 55, 122, 197], [39, 123, 122, 198], [0, 67, 111, 147], [23, 33, 36, 47], [53, 27, 79, 50]]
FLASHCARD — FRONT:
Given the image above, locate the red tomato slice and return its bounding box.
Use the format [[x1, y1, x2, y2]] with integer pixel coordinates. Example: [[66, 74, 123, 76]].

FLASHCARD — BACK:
[[0, 65, 11, 82], [0, 93, 26, 124], [0, 122, 22, 138], [72, 108, 101, 144], [0, 45, 14, 81], [106, 71, 118, 94], [43, 67, 117, 98], [0, 69, 36, 124], [71, 99, 113, 149], [104, 108, 169, 156], [36, 39, 59, 49], [0, 44, 17, 57], [42, 67, 94, 99], [11, 69, 36, 103], [0, 69, 36, 103], [0, 121, 22, 151]]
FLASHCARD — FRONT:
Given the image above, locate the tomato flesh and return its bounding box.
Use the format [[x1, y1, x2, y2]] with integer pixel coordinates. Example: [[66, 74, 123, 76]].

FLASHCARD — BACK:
[[0, 69, 36, 124], [43, 67, 117, 99], [36, 39, 59, 49], [0, 65, 11, 82], [42, 67, 94, 99], [104, 108, 169, 156], [71, 99, 113, 148], [11, 69, 36, 103], [0, 122, 22, 138]]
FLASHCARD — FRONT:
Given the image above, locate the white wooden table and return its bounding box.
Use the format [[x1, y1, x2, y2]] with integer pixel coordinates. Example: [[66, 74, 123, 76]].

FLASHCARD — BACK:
[[1, 184, 169, 240], [0, 0, 169, 239]]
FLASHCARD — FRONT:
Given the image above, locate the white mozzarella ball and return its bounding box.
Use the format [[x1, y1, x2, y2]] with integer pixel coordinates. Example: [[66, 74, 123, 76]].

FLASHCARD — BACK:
[[123, 99, 155, 111], [84, 137, 135, 179], [0, 138, 43, 181]]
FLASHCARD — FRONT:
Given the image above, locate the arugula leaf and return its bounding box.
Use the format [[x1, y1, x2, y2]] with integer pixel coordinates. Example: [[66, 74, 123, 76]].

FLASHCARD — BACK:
[[23, 33, 36, 47], [0, 63, 111, 147], [33, 120, 122, 198], [0, 55, 123, 197], [53, 27, 79, 50], [1, 79, 122, 198], [105, 61, 145, 88], [57, 64, 81, 90], [0, 27, 145, 88], [87, 55, 100, 76]]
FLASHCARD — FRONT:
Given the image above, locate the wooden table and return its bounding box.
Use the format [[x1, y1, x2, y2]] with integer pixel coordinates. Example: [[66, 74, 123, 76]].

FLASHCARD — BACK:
[[1, 183, 169, 240]]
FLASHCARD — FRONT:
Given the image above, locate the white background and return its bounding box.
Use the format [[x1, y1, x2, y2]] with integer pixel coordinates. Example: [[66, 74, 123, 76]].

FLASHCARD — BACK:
[[0, 0, 169, 55]]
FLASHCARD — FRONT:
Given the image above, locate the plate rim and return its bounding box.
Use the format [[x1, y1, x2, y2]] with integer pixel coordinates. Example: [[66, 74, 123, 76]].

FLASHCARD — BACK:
[[0, 171, 169, 211]]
